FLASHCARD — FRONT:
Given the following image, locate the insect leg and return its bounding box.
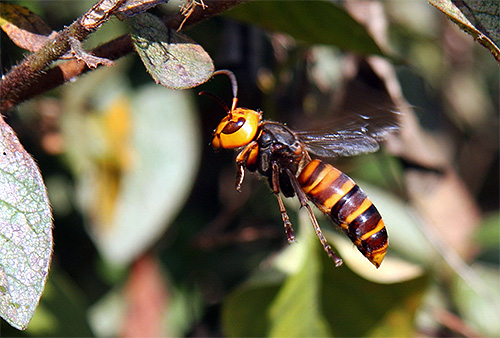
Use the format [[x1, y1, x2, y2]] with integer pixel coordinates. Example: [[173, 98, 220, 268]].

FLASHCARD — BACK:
[[285, 168, 343, 267], [271, 163, 295, 243], [235, 165, 245, 192], [234, 141, 258, 192]]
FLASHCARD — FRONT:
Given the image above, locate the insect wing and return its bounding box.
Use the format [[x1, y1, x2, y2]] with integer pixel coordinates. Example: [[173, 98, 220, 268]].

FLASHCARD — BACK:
[[298, 131, 380, 157], [295, 111, 400, 158]]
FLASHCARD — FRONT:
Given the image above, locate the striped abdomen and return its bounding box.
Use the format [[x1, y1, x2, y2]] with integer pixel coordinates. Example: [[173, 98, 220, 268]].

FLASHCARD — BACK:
[[297, 159, 388, 268]]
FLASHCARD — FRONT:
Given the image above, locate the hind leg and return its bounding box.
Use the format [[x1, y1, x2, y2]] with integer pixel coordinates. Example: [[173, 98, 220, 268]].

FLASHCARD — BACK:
[[285, 168, 343, 267]]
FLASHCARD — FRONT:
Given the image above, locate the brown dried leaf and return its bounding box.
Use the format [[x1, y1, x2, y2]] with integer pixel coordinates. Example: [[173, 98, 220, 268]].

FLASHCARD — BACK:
[[178, 0, 207, 31], [69, 36, 114, 68], [0, 3, 56, 52]]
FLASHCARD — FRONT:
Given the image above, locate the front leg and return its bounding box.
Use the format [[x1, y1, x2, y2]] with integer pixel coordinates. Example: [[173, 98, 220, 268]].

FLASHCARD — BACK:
[[234, 141, 259, 192]]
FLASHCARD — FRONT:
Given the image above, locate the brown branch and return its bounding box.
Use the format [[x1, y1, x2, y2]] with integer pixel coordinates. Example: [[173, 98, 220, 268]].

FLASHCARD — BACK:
[[16, 34, 135, 109], [0, 0, 127, 113], [0, 18, 91, 112], [0, 0, 247, 113]]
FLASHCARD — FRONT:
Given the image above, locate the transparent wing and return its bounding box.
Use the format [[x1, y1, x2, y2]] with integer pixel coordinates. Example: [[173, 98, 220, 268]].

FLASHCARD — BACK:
[[295, 111, 400, 158]]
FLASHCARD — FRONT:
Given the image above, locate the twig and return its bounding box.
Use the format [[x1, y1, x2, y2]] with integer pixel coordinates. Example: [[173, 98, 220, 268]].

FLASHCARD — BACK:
[[69, 36, 115, 68], [0, 0, 247, 113], [0, 0, 126, 113]]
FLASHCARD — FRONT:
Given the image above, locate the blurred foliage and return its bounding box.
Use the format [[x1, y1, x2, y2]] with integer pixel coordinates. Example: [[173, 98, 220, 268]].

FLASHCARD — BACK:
[[1, 0, 499, 337]]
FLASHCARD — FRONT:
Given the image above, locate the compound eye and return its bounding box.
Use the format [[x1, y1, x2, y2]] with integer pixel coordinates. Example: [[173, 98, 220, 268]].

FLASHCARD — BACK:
[[211, 109, 261, 149], [222, 117, 246, 134]]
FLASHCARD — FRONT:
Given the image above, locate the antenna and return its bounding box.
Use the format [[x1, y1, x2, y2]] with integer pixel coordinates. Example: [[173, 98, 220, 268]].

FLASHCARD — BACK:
[[198, 91, 230, 113], [212, 69, 239, 112]]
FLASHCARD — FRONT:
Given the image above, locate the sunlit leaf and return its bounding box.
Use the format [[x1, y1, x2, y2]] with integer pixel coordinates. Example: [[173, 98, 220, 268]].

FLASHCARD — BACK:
[[226, 0, 384, 56], [428, 0, 500, 62], [222, 212, 429, 337], [0, 116, 53, 330], [95, 86, 199, 265], [62, 70, 200, 266], [358, 181, 439, 267], [452, 0, 500, 46], [268, 230, 332, 337], [330, 233, 425, 284], [451, 263, 500, 337], [87, 286, 126, 337], [0, 3, 55, 52], [129, 12, 214, 89]]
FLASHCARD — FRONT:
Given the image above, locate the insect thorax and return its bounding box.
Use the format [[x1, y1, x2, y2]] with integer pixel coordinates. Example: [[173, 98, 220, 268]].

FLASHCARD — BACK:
[[253, 122, 306, 197]]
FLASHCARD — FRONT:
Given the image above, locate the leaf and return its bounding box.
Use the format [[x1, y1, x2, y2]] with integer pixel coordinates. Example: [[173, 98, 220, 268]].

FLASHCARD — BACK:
[[24, 270, 93, 336], [0, 116, 53, 330], [319, 250, 428, 337], [451, 0, 500, 46], [0, 3, 56, 52], [225, 0, 384, 56], [356, 181, 440, 268], [62, 70, 200, 265], [330, 233, 425, 284], [222, 279, 282, 337], [129, 12, 214, 89], [268, 231, 332, 337], [95, 86, 199, 265], [222, 212, 429, 337], [474, 211, 500, 250], [451, 263, 500, 337], [428, 0, 500, 63]]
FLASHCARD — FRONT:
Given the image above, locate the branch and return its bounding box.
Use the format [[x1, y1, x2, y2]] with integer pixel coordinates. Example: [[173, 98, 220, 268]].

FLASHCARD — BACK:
[[0, 0, 247, 113], [0, 0, 127, 113]]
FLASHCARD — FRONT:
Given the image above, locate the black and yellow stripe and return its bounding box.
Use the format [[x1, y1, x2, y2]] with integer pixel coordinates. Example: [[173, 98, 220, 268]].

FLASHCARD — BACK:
[[298, 159, 388, 267]]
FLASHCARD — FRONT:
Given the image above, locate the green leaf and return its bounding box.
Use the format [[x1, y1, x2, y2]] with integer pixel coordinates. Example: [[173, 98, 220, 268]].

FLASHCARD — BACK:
[[0, 116, 53, 330], [474, 211, 500, 249], [226, 0, 384, 56], [268, 232, 331, 337], [222, 277, 282, 337], [319, 250, 428, 337], [97, 85, 200, 264], [62, 70, 200, 266], [358, 181, 439, 267], [451, 263, 500, 337], [129, 12, 214, 89], [222, 211, 429, 337], [428, 0, 500, 63]]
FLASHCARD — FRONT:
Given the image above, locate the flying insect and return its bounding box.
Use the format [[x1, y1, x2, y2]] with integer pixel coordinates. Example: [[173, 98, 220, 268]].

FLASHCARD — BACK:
[[201, 70, 399, 268]]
